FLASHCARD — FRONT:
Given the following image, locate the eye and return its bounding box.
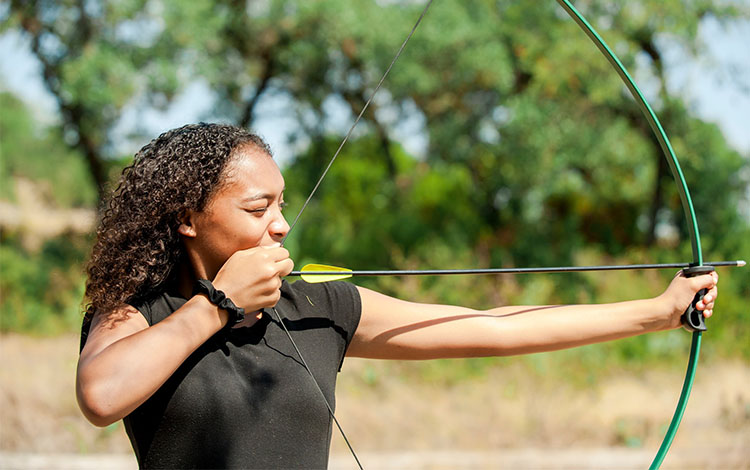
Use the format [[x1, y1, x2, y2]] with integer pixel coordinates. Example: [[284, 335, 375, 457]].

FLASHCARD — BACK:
[[245, 207, 267, 214], [280, 202, 287, 211]]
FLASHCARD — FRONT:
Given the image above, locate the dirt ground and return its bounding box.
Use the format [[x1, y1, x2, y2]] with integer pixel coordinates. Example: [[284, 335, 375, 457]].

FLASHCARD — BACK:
[[0, 333, 748, 469]]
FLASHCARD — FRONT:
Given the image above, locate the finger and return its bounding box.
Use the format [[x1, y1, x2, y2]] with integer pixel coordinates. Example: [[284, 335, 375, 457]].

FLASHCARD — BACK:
[[708, 285, 718, 302], [235, 243, 281, 257], [261, 246, 291, 262], [693, 272, 717, 291], [277, 258, 294, 277], [697, 289, 715, 305]]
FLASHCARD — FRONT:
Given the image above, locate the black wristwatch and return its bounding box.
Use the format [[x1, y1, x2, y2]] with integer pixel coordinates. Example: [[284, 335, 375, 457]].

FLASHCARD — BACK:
[[193, 279, 245, 326]]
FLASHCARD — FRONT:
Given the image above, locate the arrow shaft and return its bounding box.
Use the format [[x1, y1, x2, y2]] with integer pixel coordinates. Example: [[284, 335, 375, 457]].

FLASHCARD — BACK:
[[290, 260, 743, 278]]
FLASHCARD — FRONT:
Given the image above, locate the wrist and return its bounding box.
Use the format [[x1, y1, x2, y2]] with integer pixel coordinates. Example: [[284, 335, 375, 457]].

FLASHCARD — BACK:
[[192, 279, 245, 327], [644, 295, 673, 332], [191, 293, 229, 326]]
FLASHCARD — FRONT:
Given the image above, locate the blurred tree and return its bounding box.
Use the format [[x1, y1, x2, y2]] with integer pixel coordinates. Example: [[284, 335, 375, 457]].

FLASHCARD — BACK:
[[2, 1, 748, 343], [0, 92, 94, 333], [0, 92, 98, 208], [271, 1, 748, 275]]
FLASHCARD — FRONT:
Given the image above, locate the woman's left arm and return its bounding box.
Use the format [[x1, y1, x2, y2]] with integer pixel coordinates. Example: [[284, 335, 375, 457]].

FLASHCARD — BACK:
[[347, 271, 718, 360]]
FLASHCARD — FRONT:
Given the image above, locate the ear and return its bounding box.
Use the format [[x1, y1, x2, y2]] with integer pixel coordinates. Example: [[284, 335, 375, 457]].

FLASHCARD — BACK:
[[177, 210, 197, 238]]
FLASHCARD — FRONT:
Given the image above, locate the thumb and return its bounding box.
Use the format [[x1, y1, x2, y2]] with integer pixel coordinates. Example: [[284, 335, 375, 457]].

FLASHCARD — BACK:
[[692, 272, 717, 291]]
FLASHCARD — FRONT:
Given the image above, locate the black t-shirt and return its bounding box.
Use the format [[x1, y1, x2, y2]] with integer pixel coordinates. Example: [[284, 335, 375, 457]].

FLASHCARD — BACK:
[[81, 280, 361, 469]]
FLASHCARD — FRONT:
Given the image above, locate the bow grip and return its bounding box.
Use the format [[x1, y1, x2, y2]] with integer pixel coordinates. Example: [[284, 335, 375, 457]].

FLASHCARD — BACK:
[[680, 265, 715, 332]]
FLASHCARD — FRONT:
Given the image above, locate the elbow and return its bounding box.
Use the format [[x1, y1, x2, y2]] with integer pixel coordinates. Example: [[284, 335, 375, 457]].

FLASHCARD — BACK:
[[76, 376, 123, 427], [82, 410, 118, 428]]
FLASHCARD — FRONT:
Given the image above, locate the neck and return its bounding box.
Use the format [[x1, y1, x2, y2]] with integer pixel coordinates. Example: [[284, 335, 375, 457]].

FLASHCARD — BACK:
[[175, 261, 198, 299]]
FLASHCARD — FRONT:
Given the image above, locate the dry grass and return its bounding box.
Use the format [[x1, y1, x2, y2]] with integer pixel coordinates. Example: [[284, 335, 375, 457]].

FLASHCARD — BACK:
[[1, 333, 748, 468], [333, 358, 750, 457], [0, 334, 129, 454]]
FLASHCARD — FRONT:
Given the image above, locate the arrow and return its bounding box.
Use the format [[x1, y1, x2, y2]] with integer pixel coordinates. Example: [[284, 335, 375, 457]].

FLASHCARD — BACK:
[[292, 260, 745, 283]]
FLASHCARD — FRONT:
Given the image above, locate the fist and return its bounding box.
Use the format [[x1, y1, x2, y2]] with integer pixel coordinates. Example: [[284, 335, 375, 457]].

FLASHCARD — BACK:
[[657, 270, 718, 330], [212, 244, 294, 313]]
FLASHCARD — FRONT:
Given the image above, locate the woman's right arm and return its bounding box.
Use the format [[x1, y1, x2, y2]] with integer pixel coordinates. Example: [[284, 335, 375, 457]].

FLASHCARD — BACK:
[[76, 296, 227, 427], [76, 244, 293, 427]]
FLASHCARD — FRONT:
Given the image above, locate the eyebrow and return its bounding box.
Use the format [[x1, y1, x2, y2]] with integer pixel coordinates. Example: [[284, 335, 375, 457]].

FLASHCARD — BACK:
[[240, 188, 285, 203]]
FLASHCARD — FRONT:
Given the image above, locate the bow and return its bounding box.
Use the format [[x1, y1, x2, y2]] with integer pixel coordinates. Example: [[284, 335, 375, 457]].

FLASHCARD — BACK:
[[554, 1, 708, 467], [278, 1, 715, 468]]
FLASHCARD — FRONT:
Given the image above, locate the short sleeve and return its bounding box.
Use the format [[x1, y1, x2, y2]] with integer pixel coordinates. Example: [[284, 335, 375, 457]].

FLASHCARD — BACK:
[[284, 280, 362, 370], [79, 295, 163, 352], [319, 280, 362, 352]]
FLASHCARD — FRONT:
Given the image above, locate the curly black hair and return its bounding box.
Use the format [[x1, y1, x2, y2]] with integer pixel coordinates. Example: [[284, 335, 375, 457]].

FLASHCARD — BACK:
[[84, 123, 272, 320]]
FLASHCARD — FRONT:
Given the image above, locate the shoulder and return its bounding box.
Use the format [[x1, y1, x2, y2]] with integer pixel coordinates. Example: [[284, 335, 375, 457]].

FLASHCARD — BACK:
[[79, 304, 148, 357], [281, 280, 362, 339], [79, 289, 182, 352], [130, 290, 188, 326], [283, 279, 360, 307]]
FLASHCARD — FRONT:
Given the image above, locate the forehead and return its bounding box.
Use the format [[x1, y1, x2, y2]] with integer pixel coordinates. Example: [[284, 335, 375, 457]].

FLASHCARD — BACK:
[[222, 147, 284, 193]]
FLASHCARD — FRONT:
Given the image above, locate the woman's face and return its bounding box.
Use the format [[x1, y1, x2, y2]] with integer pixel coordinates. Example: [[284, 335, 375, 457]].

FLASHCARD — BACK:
[[180, 146, 289, 279]]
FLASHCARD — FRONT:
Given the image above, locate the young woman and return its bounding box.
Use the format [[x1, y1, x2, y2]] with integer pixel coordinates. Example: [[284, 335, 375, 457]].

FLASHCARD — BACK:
[[77, 123, 718, 469]]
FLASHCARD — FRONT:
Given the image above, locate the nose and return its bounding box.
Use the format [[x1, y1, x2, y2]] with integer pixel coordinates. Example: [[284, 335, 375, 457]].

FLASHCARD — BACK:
[[270, 208, 290, 242]]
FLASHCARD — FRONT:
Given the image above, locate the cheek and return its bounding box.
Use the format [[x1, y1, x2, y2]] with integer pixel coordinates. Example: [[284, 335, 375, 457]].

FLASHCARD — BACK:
[[195, 205, 269, 254], [223, 219, 267, 249], [196, 218, 258, 255], [234, 230, 265, 248]]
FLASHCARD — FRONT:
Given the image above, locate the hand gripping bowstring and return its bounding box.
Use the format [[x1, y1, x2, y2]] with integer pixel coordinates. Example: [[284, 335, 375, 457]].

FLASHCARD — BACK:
[[556, 1, 708, 467], [271, 2, 434, 469]]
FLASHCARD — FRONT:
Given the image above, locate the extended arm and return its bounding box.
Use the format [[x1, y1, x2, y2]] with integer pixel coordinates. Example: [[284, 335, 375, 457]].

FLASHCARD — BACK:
[[347, 271, 717, 360]]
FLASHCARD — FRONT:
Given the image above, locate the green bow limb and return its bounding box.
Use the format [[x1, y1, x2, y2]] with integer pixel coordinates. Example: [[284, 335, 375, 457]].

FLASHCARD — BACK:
[[285, 2, 709, 468], [555, 1, 705, 467]]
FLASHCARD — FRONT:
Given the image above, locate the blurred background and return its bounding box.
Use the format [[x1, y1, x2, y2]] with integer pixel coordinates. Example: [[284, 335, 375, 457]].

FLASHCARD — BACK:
[[0, 1, 748, 468]]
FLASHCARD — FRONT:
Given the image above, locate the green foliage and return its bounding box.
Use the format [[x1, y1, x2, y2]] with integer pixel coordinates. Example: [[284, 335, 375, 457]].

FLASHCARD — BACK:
[[1, 1, 748, 370], [0, 93, 97, 335], [0, 233, 89, 334], [0, 92, 98, 208]]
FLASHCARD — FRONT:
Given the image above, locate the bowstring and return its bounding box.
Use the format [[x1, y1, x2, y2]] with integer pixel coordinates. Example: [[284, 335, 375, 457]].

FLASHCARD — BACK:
[[271, 307, 363, 469], [283, 0, 434, 242], [275, 2, 434, 468]]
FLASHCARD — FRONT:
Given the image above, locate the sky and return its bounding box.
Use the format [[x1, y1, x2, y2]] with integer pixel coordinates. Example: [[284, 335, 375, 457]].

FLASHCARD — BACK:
[[1, 12, 748, 165]]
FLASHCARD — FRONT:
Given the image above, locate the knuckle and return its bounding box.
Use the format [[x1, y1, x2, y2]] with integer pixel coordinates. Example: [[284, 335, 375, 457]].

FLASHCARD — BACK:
[[263, 285, 278, 297]]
